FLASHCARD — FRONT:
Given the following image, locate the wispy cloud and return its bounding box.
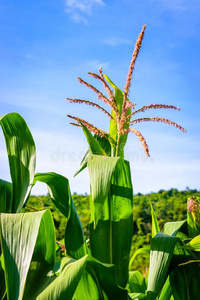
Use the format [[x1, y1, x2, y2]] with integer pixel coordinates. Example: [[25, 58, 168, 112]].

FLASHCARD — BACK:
[[65, 0, 105, 24], [104, 37, 132, 47]]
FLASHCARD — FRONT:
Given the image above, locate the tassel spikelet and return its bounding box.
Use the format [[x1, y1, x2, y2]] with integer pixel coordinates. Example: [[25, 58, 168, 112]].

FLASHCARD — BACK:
[[66, 98, 113, 119], [67, 115, 109, 138], [123, 127, 150, 157], [120, 25, 146, 131], [124, 25, 146, 98], [88, 69, 120, 124], [130, 117, 187, 133], [130, 104, 180, 116], [67, 25, 186, 157], [77, 77, 110, 105]]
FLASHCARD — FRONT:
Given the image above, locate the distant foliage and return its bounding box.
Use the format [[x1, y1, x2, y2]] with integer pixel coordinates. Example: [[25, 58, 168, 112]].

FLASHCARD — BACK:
[[25, 188, 199, 271]]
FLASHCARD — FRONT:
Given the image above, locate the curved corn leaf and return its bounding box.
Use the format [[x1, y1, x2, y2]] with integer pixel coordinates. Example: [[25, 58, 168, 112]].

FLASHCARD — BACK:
[[74, 148, 91, 177], [89, 156, 133, 287], [150, 203, 160, 238], [128, 271, 147, 294], [169, 262, 200, 300], [147, 233, 179, 300], [0, 256, 6, 300], [33, 172, 87, 259], [88, 154, 120, 227], [182, 234, 200, 251], [74, 135, 111, 177], [158, 276, 172, 300], [74, 268, 103, 300], [81, 122, 107, 156], [0, 113, 36, 213], [129, 247, 150, 269], [37, 255, 88, 300], [163, 220, 186, 237], [128, 293, 146, 300], [0, 179, 13, 213], [86, 255, 128, 300], [38, 253, 128, 300], [0, 210, 55, 300]]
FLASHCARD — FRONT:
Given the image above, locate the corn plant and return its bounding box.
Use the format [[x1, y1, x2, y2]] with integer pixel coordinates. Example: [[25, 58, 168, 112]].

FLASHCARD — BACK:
[[0, 25, 193, 300], [66, 24, 186, 296]]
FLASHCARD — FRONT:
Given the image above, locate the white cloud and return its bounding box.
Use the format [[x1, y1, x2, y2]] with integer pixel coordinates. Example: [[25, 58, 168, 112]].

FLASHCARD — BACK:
[[65, 0, 105, 23], [104, 37, 132, 47]]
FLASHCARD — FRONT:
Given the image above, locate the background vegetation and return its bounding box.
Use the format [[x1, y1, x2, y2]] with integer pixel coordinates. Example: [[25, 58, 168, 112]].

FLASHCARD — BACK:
[[24, 188, 199, 272]]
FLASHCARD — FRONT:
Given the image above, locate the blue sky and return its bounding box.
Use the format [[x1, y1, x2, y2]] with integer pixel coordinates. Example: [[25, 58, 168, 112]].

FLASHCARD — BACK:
[[0, 0, 199, 195]]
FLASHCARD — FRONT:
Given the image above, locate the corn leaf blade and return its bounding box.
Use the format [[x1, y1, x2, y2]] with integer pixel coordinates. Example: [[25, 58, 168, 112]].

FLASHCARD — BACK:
[[0, 179, 12, 213], [182, 234, 200, 251], [33, 172, 87, 259], [169, 262, 200, 300], [147, 233, 179, 300], [89, 157, 133, 287], [128, 271, 147, 294], [37, 255, 88, 300], [150, 203, 160, 238], [0, 210, 56, 300], [0, 112, 36, 212], [81, 122, 107, 156]]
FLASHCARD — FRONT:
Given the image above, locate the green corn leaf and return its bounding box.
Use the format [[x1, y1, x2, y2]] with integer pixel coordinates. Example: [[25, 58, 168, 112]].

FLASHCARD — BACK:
[[33, 172, 87, 260], [74, 148, 91, 177], [129, 247, 150, 269], [74, 135, 111, 177], [182, 234, 200, 251], [158, 276, 172, 300], [128, 271, 147, 294], [38, 254, 128, 300], [0, 256, 6, 300], [37, 255, 88, 300], [74, 268, 103, 300], [169, 262, 200, 300], [0, 112, 36, 212], [81, 122, 107, 156], [0, 210, 56, 300], [163, 220, 186, 236], [0, 179, 13, 213], [87, 154, 120, 227], [150, 203, 160, 238], [89, 156, 133, 287], [147, 233, 179, 300], [128, 293, 146, 300], [86, 255, 128, 300]]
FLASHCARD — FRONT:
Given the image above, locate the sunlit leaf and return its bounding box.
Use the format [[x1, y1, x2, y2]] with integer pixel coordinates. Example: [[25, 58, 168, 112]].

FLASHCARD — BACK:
[[0, 112, 36, 212], [163, 220, 186, 237], [150, 203, 160, 238], [182, 235, 200, 251], [89, 156, 133, 287], [147, 233, 179, 300], [158, 276, 172, 300], [129, 271, 146, 294], [129, 247, 150, 269], [37, 255, 88, 300], [0, 210, 55, 300], [33, 172, 87, 260], [81, 122, 107, 156]]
